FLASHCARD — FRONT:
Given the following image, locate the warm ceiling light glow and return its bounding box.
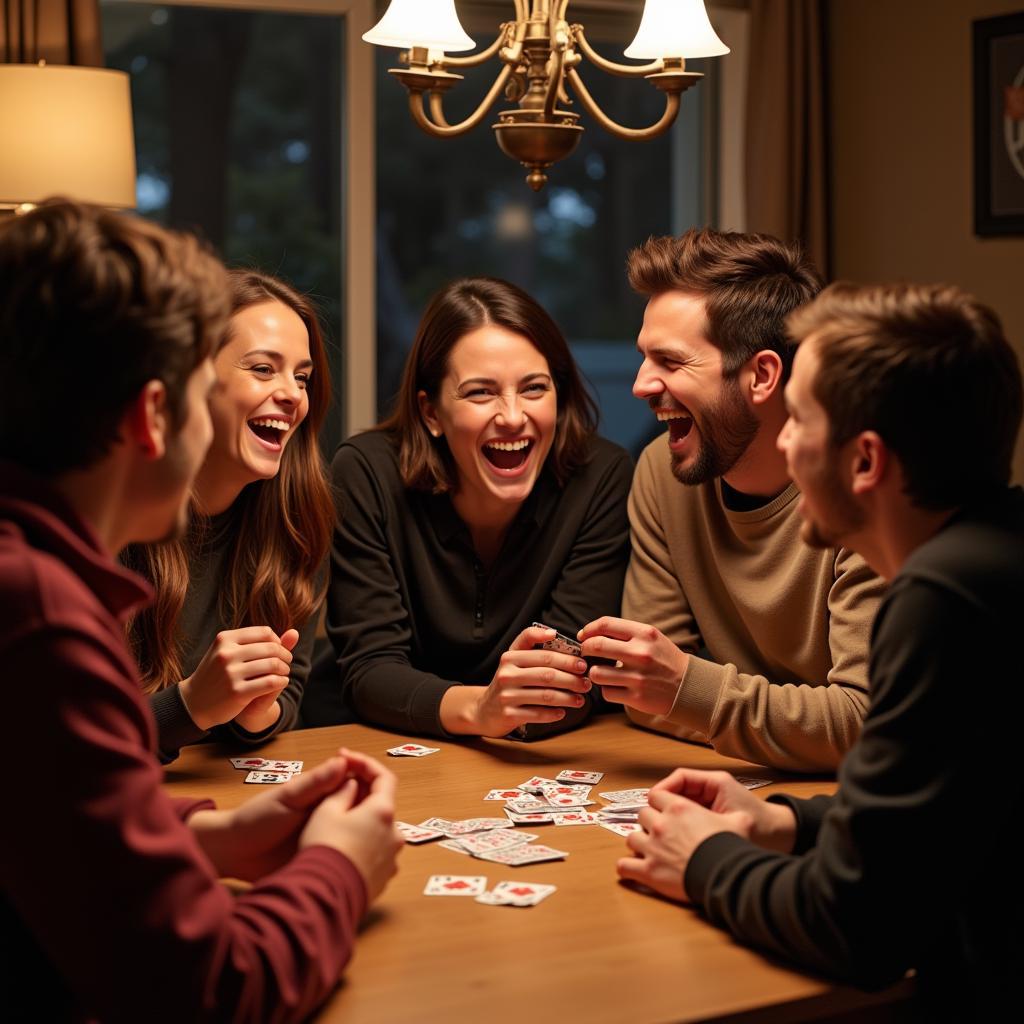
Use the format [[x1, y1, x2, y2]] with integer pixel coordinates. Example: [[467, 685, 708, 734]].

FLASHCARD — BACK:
[[625, 0, 730, 59], [362, 0, 475, 53]]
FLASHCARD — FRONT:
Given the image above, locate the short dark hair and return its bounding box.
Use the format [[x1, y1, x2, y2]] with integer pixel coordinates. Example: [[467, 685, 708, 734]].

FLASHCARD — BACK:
[[788, 281, 1023, 510], [627, 229, 822, 379], [377, 277, 598, 493], [0, 199, 229, 474]]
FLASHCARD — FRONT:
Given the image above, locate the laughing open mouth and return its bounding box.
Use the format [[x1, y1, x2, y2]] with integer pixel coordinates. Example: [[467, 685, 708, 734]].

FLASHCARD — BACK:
[[656, 409, 694, 442], [482, 438, 533, 470], [247, 417, 290, 449]]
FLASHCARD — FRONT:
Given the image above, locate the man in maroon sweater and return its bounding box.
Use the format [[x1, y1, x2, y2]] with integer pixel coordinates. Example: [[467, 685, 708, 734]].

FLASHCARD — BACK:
[[0, 201, 402, 1022]]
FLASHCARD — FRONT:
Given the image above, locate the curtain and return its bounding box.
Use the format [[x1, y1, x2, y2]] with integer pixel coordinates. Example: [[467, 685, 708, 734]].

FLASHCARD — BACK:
[[744, 0, 829, 277], [1, 0, 102, 66]]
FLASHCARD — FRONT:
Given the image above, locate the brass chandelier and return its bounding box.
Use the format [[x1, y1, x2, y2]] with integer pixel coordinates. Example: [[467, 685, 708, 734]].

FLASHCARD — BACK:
[[363, 0, 729, 191]]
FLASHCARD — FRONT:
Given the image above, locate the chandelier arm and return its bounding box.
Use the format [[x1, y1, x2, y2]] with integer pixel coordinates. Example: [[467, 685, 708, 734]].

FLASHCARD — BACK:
[[442, 25, 513, 69], [543, 42, 567, 120], [408, 65, 514, 138], [514, 0, 528, 21], [565, 67, 681, 140], [573, 26, 663, 78], [428, 91, 451, 128]]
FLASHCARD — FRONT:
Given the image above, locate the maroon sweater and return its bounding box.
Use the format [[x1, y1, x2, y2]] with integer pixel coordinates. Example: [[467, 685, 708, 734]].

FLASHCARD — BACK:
[[0, 462, 366, 1023]]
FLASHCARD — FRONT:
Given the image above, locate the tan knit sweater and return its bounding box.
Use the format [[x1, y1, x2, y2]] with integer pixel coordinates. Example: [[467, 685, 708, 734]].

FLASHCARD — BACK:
[[623, 435, 886, 772]]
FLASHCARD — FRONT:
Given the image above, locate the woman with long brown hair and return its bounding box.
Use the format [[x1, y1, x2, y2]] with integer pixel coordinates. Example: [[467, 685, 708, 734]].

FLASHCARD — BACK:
[[303, 276, 632, 739], [125, 269, 333, 762]]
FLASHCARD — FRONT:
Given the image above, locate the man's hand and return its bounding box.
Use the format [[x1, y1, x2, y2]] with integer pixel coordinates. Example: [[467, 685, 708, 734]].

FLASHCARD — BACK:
[[615, 769, 798, 903], [440, 625, 591, 737], [299, 750, 403, 902], [577, 616, 688, 717], [179, 627, 298, 731]]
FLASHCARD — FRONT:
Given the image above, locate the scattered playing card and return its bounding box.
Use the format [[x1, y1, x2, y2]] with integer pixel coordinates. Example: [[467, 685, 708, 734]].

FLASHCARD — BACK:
[[230, 757, 269, 770], [599, 821, 642, 837], [483, 789, 526, 801], [261, 760, 303, 773], [457, 830, 531, 855], [552, 811, 600, 826], [596, 809, 640, 822], [243, 771, 293, 784], [423, 874, 487, 896], [555, 769, 604, 784], [491, 881, 557, 906], [517, 776, 562, 794], [437, 839, 472, 856], [396, 821, 445, 844], [442, 817, 516, 837], [540, 784, 592, 799], [543, 793, 595, 808], [505, 796, 552, 815], [474, 889, 516, 905], [419, 817, 458, 833], [735, 776, 773, 790], [598, 802, 646, 815], [387, 743, 441, 757], [599, 788, 650, 804], [504, 810, 555, 824], [474, 843, 569, 866]]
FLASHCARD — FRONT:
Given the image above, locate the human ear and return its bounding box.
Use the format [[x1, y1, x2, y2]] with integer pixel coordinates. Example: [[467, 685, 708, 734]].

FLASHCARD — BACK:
[[125, 380, 170, 460], [850, 431, 888, 495], [417, 389, 442, 438], [748, 351, 784, 406]]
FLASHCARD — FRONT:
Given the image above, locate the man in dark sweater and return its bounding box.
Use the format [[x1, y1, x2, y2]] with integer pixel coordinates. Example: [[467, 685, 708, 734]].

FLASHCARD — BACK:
[[0, 201, 402, 1022], [616, 281, 1024, 1017]]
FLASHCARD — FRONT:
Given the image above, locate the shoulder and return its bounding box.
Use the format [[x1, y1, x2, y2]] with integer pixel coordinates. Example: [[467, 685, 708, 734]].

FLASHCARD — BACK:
[[898, 489, 1024, 615], [579, 435, 633, 483], [331, 431, 402, 490]]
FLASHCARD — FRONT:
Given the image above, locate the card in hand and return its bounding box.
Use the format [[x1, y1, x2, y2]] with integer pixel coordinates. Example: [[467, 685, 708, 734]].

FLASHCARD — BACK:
[[530, 622, 582, 657], [735, 776, 772, 790], [555, 769, 604, 784], [423, 874, 488, 896]]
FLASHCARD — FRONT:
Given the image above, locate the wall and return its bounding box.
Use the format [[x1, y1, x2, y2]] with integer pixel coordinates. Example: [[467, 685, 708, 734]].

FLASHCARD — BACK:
[[829, 0, 1024, 482]]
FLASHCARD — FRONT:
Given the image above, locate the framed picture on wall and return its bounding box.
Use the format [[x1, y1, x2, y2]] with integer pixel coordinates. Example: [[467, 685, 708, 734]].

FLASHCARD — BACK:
[[973, 12, 1024, 236]]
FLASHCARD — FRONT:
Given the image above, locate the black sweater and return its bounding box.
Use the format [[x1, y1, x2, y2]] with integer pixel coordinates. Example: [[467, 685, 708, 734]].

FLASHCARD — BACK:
[[304, 431, 632, 737]]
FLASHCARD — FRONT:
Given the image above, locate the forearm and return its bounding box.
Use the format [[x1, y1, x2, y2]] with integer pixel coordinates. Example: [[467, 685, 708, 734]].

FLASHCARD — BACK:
[[149, 684, 208, 765], [349, 660, 457, 738]]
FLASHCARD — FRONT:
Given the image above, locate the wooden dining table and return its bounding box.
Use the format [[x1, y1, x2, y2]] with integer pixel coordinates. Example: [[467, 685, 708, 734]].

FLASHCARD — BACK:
[[163, 714, 914, 1023]]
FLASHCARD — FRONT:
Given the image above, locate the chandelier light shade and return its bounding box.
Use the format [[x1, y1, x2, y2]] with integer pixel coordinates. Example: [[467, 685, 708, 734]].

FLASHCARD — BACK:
[[0, 63, 137, 211], [361, 0, 475, 53], [624, 0, 730, 59], [364, 0, 729, 190]]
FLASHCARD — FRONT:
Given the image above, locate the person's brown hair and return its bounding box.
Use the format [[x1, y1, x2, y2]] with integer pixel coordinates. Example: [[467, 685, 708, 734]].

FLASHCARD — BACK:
[[125, 270, 334, 691], [787, 281, 1023, 510], [377, 276, 598, 493], [627, 228, 822, 379], [0, 199, 229, 474]]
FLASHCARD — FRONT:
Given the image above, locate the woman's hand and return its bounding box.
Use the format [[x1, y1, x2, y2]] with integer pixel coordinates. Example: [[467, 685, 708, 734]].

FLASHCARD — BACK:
[[179, 627, 299, 731], [440, 624, 592, 737]]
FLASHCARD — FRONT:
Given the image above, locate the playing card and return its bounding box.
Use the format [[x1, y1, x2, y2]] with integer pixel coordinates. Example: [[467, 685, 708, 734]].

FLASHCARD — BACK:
[[396, 821, 444, 844], [423, 874, 487, 896], [505, 796, 552, 815], [516, 776, 562, 794], [474, 889, 516, 905], [735, 776, 772, 790], [504, 810, 555, 824], [457, 830, 531, 855], [483, 789, 525, 801], [387, 743, 441, 757], [596, 809, 639, 822], [419, 817, 458, 832], [442, 817, 515, 836], [552, 811, 600, 826], [437, 839, 472, 856], [230, 757, 268, 770], [474, 843, 569, 866], [599, 821, 642, 837], [245, 770, 294, 782], [598, 802, 647, 815], [543, 793, 595, 808], [599, 788, 650, 804], [492, 881, 557, 906], [260, 760, 303, 773], [555, 769, 604, 784], [539, 784, 592, 799]]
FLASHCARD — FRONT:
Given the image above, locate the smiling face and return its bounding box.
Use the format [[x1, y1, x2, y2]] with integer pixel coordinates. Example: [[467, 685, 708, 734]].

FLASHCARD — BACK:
[[205, 300, 312, 488], [633, 291, 758, 485], [778, 338, 865, 548], [418, 324, 557, 520]]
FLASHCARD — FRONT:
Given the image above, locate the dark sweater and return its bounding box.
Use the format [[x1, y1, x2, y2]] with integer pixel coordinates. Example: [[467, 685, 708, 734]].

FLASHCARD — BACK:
[[144, 506, 317, 763], [303, 431, 632, 736], [0, 460, 365, 1023], [684, 487, 1024, 1017]]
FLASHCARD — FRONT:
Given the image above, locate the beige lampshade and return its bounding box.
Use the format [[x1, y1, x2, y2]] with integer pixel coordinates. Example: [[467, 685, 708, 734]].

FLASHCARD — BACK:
[[0, 64, 137, 210], [625, 0, 730, 59], [362, 0, 475, 52]]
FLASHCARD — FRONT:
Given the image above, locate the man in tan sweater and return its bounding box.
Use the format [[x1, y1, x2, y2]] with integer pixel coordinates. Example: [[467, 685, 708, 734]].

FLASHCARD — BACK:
[[579, 230, 884, 772]]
